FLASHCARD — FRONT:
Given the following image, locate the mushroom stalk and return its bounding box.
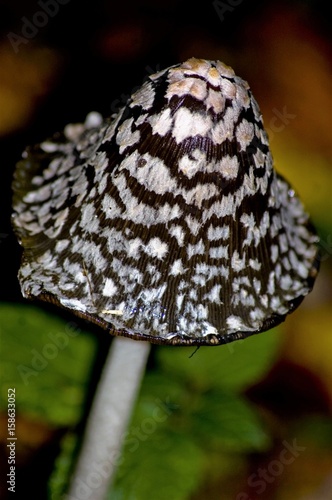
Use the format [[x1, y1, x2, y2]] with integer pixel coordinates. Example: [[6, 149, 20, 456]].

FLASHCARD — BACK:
[[66, 337, 151, 500]]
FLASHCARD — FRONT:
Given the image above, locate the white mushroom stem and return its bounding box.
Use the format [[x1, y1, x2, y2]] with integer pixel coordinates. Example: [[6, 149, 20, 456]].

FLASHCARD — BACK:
[[66, 336, 151, 500]]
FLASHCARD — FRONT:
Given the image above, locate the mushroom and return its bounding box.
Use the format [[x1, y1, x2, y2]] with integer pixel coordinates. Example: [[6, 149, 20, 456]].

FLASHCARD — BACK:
[[12, 58, 319, 499]]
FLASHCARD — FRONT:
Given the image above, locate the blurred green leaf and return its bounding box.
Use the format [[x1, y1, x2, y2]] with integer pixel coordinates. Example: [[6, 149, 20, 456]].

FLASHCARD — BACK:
[[110, 368, 271, 499], [190, 389, 270, 452], [0, 302, 97, 426], [136, 373, 270, 452], [48, 431, 78, 500], [292, 415, 332, 449], [156, 328, 281, 392], [134, 371, 187, 420], [111, 428, 205, 500]]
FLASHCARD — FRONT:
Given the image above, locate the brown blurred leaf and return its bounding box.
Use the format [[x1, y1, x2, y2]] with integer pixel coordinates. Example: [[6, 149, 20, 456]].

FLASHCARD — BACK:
[[0, 43, 62, 136], [282, 303, 332, 402]]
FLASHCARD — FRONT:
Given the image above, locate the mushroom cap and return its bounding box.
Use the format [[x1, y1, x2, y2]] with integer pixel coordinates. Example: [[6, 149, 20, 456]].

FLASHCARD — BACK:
[[12, 58, 319, 345]]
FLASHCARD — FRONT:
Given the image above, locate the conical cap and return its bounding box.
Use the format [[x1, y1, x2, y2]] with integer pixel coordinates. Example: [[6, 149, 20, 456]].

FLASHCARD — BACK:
[[12, 58, 319, 345]]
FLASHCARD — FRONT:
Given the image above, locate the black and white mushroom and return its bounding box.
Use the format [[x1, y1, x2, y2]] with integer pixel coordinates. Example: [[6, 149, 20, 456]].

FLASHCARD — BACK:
[[12, 58, 319, 498]]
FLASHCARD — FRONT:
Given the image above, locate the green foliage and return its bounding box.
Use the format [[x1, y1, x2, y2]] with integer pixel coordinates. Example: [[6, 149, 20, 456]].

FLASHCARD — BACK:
[[111, 378, 271, 499], [111, 428, 205, 500], [292, 415, 332, 449], [48, 432, 78, 500], [189, 389, 270, 452], [0, 302, 97, 426], [0, 302, 282, 499], [156, 328, 281, 392], [111, 331, 281, 499]]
